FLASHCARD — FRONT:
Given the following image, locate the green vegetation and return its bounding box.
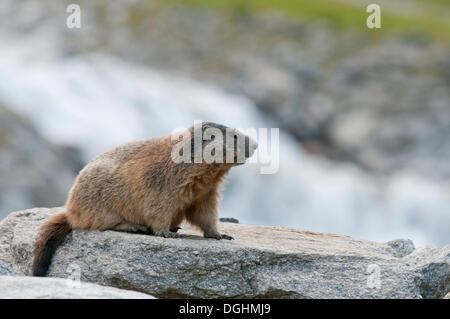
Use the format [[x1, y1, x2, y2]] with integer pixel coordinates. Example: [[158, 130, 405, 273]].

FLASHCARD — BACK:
[[165, 0, 450, 41]]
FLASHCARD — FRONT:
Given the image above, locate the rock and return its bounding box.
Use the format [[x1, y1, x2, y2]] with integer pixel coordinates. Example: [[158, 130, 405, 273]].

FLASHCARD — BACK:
[[438, 275, 450, 299], [0, 105, 83, 220], [0, 260, 16, 276], [0, 207, 449, 299], [445, 292, 450, 299], [403, 246, 450, 299], [0, 276, 154, 299], [328, 110, 378, 152], [219, 218, 240, 224], [386, 239, 415, 258], [6, 0, 450, 182]]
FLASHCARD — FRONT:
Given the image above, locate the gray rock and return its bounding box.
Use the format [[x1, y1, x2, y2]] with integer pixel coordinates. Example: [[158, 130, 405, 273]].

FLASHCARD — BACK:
[[0, 105, 83, 220], [386, 239, 416, 258], [438, 275, 450, 299], [0, 260, 16, 276], [403, 246, 450, 299], [0, 207, 449, 299], [0, 276, 154, 299], [219, 218, 240, 224]]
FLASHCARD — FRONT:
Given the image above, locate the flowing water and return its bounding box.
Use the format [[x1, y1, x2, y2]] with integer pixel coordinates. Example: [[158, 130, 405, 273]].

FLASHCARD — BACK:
[[0, 29, 449, 247]]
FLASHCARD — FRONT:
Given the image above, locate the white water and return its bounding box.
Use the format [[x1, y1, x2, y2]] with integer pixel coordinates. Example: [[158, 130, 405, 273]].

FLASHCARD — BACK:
[[1, 30, 449, 247]]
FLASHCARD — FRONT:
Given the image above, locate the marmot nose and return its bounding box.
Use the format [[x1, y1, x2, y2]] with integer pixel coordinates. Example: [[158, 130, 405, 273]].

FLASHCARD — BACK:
[[244, 136, 258, 158], [249, 137, 258, 151]]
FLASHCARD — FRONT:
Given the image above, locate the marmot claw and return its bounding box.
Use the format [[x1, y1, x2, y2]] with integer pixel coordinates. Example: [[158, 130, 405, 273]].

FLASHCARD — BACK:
[[156, 229, 180, 238], [220, 234, 234, 240], [170, 227, 182, 233], [204, 230, 234, 240]]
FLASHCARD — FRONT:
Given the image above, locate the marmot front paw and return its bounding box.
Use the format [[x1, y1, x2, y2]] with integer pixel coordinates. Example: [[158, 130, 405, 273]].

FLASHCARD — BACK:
[[156, 229, 181, 238], [204, 230, 234, 240]]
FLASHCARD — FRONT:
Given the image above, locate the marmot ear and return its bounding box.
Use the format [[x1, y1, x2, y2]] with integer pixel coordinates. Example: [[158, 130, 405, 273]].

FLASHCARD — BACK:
[[202, 122, 228, 131]]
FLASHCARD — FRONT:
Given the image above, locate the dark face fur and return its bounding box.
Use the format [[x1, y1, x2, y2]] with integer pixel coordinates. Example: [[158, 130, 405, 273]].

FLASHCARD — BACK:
[[190, 122, 258, 165]]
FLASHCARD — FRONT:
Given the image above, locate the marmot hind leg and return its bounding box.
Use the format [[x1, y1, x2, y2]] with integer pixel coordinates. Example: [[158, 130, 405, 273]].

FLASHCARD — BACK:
[[169, 211, 185, 233], [113, 223, 154, 235], [114, 222, 181, 237]]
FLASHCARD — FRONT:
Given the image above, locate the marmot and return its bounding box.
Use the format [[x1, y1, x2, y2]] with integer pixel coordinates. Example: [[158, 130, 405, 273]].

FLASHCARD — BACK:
[[32, 122, 258, 277]]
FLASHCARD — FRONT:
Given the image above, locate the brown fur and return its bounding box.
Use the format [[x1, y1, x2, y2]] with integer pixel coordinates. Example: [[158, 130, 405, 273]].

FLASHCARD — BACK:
[[32, 123, 257, 276], [32, 212, 72, 277]]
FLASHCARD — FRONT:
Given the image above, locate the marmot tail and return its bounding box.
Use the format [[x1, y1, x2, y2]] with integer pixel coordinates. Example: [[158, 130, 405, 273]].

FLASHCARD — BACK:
[[32, 212, 72, 277]]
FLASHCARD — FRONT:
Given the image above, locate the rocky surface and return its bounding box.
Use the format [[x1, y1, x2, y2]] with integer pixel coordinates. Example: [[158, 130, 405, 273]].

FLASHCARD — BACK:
[[0, 276, 154, 299], [0, 207, 448, 299], [61, 3, 450, 179], [219, 218, 240, 224], [2, 0, 450, 179], [386, 239, 416, 258], [0, 260, 17, 276], [0, 105, 83, 220]]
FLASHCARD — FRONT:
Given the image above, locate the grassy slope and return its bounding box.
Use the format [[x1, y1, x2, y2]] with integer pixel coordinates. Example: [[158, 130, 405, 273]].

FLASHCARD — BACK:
[[165, 0, 450, 41]]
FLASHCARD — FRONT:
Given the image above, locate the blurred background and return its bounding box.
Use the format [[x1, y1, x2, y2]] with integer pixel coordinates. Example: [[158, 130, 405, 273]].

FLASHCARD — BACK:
[[0, 0, 449, 246]]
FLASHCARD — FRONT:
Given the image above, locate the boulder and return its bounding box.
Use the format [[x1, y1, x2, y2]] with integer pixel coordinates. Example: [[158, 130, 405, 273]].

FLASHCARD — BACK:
[[386, 239, 416, 258], [0, 276, 153, 299], [0, 260, 16, 276], [0, 207, 448, 299], [219, 217, 240, 224], [0, 105, 83, 220]]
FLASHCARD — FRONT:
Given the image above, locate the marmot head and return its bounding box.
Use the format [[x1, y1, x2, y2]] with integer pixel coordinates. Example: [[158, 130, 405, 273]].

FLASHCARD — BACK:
[[188, 121, 258, 166]]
